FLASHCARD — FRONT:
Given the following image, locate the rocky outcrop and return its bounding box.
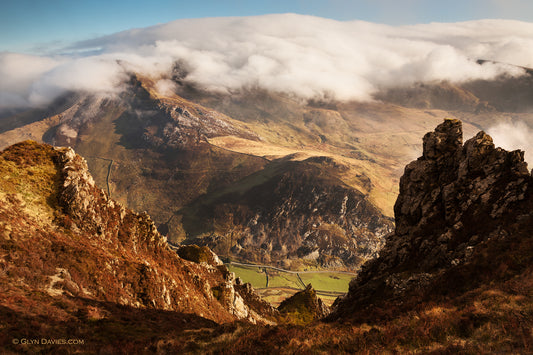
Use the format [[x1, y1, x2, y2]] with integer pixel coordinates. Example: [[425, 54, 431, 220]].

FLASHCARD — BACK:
[[278, 284, 330, 324], [234, 279, 280, 321], [57, 145, 175, 257], [0, 141, 276, 326], [176, 244, 224, 265], [211, 269, 277, 324], [391, 118, 529, 272], [330, 119, 533, 320], [176, 245, 277, 324]]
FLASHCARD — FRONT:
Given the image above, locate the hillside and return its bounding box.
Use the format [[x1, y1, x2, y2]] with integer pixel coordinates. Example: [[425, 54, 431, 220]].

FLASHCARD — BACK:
[[1, 70, 533, 272], [1, 121, 532, 353], [180, 155, 393, 269], [0, 141, 277, 353], [198, 119, 533, 354]]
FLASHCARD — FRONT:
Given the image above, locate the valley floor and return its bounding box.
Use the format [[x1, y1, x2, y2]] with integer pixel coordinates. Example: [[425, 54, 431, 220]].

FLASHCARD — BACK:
[[226, 262, 355, 306]]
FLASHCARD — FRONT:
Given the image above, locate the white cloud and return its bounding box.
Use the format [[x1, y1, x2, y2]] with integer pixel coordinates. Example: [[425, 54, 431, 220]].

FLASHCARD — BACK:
[[0, 52, 61, 108], [27, 55, 127, 106], [2, 14, 533, 110], [487, 120, 533, 165]]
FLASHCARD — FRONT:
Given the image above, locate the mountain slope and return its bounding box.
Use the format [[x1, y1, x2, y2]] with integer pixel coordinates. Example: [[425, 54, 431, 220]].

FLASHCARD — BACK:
[[0, 141, 278, 352], [199, 119, 533, 354], [2, 71, 533, 273], [180, 155, 393, 269], [0, 76, 400, 270]]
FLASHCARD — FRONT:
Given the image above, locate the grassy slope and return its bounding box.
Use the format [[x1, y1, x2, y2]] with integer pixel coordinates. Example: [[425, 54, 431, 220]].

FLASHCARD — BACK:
[[227, 264, 353, 307], [0, 141, 61, 224], [189, 90, 489, 217]]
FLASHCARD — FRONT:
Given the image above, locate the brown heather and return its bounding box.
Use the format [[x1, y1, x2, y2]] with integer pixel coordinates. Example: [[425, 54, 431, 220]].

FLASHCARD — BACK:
[[0, 141, 277, 353]]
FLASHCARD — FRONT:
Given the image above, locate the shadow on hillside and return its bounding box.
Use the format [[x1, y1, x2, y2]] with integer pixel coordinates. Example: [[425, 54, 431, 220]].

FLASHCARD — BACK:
[[0, 297, 219, 354]]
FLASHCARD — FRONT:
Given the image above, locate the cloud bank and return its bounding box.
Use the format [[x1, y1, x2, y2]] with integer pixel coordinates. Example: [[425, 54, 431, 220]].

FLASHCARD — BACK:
[[2, 14, 533, 109], [488, 121, 533, 165]]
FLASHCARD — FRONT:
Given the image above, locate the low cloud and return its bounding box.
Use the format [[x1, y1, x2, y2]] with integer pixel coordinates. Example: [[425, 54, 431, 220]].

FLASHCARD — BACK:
[[0, 53, 60, 109], [2, 14, 533, 109], [487, 120, 533, 165], [28, 55, 127, 106]]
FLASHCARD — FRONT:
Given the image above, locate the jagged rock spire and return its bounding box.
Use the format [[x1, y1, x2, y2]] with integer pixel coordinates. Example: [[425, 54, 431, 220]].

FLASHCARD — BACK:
[[330, 119, 533, 322], [422, 118, 463, 160]]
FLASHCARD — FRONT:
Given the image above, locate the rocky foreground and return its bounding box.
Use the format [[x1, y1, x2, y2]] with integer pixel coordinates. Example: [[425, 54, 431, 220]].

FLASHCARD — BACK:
[[0, 141, 278, 353], [331, 118, 533, 321], [1, 119, 532, 353], [213, 119, 533, 353]]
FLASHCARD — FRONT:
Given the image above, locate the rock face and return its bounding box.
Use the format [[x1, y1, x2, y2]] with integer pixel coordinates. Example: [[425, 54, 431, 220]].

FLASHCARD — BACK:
[[278, 284, 330, 324], [0, 141, 276, 327], [38, 76, 269, 246], [331, 119, 533, 320], [128, 76, 260, 149], [181, 156, 393, 270]]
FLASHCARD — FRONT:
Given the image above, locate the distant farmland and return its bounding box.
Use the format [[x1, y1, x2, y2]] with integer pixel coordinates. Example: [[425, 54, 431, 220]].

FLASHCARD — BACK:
[[226, 262, 356, 306]]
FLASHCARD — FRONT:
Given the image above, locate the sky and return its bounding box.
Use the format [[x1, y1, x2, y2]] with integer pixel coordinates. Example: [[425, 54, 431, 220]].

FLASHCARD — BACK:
[[2, 0, 533, 54], [2, 1, 533, 161]]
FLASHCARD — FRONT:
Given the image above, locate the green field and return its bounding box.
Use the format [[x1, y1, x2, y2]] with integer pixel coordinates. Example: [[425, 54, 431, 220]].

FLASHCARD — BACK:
[[226, 263, 356, 306], [267, 270, 304, 289], [299, 272, 353, 293], [226, 264, 267, 288]]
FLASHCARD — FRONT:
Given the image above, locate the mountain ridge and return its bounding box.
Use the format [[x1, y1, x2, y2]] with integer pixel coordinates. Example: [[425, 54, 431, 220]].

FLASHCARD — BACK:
[[1, 119, 532, 353], [1, 72, 533, 272]]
